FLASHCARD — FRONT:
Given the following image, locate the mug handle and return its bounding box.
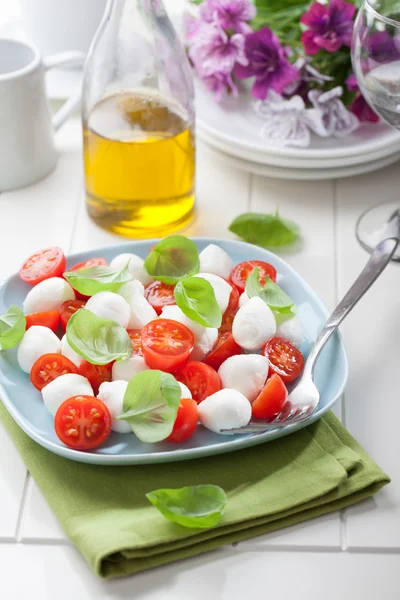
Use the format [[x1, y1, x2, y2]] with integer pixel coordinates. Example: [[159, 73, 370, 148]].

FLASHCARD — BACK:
[[43, 51, 86, 131]]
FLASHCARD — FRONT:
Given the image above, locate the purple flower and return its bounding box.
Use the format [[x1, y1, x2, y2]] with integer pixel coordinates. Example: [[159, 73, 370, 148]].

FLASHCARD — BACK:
[[367, 31, 397, 63], [301, 0, 355, 55], [284, 57, 333, 97], [234, 27, 300, 100], [203, 71, 238, 101], [188, 21, 248, 77], [345, 74, 379, 123], [308, 86, 359, 136], [199, 0, 256, 34]]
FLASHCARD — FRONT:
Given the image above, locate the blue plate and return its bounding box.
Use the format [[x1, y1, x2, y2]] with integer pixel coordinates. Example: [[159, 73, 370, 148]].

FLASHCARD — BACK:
[[0, 238, 348, 465]]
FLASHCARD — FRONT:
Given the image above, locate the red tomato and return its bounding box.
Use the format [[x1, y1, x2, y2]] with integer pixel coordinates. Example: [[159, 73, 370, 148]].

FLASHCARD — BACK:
[[54, 395, 112, 450], [19, 247, 66, 285], [30, 353, 78, 391], [252, 374, 288, 419], [175, 361, 221, 404], [144, 280, 176, 315], [227, 283, 240, 313], [203, 332, 241, 371], [127, 329, 143, 356], [141, 319, 194, 373], [67, 257, 107, 272], [78, 361, 113, 395], [59, 299, 86, 331], [230, 260, 277, 292], [219, 310, 235, 334], [25, 310, 60, 333], [262, 337, 304, 383], [165, 398, 198, 443]]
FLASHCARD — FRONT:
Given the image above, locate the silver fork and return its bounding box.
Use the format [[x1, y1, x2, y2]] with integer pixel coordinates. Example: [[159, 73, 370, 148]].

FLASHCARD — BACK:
[[223, 209, 400, 435]]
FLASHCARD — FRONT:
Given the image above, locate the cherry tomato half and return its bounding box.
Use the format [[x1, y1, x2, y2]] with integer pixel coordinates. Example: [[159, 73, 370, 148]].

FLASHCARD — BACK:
[[175, 361, 221, 404], [59, 299, 86, 331], [25, 310, 60, 333], [127, 329, 143, 356], [30, 353, 78, 391], [141, 319, 194, 373], [227, 283, 240, 313], [252, 374, 288, 420], [203, 332, 242, 371], [165, 398, 198, 443], [54, 395, 112, 450], [19, 247, 66, 285], [219, 310, 235, 334], [144, 280, 176, 315], [67, 257, 107, 272], [262, 337, 304, 383], [230, 260, 277, 293], [78, 361, 113, 395]]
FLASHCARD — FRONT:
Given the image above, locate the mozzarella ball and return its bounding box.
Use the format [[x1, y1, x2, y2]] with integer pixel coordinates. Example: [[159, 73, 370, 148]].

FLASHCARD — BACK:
[[218, 354, 269, 402], [178, 382, 192, 399], [239, 292, 249, 308], [17, 326, 61, 373], [198, 389, 251, 434], [110, 253, 153, 286], [275, 313, 304, 348], [199, 244, 234, 280], [194, 273, 231, 314], [97, 380, 131, 434], [85, 292, 131, 328], [191, 327, 218, 361], [232, 296, 276, 351], [118, 280, 145, 302], [112, 355, 149, 382], [125, 293, 157, 329], [61, 334, 83, 368], [42, 374, 93, 415], [23, 277, 75, 315]]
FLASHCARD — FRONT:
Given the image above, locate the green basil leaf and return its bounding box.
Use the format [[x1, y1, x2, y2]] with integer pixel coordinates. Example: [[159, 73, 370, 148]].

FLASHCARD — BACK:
[[64, 264, 132, 296], [174, 277, 222, 328], [144, 235, 200, 284], [246, 269, 294, 314], [229, 210, 300, 247], [0, 306, 26, 351], [146, 485, 227, 529], [66, 309, 132, 365], [245, 267, 263, 298], [117, 370, 181, 443]]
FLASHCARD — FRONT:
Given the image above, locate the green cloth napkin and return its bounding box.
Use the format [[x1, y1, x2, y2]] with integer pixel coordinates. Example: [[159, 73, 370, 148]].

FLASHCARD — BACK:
[[0, 401, 389, 578]]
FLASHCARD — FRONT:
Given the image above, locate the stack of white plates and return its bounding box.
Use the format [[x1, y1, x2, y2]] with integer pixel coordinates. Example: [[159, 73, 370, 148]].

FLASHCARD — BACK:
[[196, 83, 400, 180]]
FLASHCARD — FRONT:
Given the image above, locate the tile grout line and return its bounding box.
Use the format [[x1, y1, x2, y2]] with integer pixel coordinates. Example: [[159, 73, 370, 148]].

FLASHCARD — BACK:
[[15, 473, 32, 542]]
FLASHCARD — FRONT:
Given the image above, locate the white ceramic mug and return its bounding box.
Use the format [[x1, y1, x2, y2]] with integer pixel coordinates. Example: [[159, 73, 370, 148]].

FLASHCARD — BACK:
[[0, 38, 85, 192], [20, 0, 108, 56]]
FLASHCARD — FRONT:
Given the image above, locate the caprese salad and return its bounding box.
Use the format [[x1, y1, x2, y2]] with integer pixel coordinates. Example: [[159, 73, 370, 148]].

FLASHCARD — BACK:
[[1, 236, 306, 451]]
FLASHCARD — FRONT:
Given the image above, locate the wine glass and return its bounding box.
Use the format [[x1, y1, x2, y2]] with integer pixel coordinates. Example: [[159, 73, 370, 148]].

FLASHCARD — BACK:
[[352, 0, 400, 259]]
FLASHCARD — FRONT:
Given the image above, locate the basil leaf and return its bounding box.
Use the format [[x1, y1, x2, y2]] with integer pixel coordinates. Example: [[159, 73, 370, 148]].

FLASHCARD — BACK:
[[229, 210, 300, 247], [117, 370, 181, 442], [0, 306, 26, 351], [174, 277, 222, 328], [246, 269, 294, 314], [66, 309, 132, 365], [144, 235, 200, 284], [146, 485, 227, 529], [64, 264, 132, 296]]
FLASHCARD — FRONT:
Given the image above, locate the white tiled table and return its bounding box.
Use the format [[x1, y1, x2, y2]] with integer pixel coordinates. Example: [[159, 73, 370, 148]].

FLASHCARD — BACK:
[[2, 4, 400, 600]]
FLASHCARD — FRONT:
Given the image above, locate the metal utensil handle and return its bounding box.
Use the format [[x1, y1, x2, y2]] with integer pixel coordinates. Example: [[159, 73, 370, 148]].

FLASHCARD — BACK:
[[303, 236, 399, 378]]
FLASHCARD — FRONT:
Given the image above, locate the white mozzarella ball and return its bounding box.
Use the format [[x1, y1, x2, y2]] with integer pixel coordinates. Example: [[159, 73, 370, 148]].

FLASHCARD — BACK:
[[42, 374, 93, 416], [275, 313, 304, 348], [178, 382, 192, 399], [126, 293, 157, 329], [191, 327, 218, 361], [17, 326, 61, 373], [199, 244, 234, 280], [232, 296, 276, 351], [97, 380, 131, 434], [218, 354, 269, 402], [194, 273, 231, 314], [61, 334, 83, 368], [85, 292, 131, 328], [110, 253, 153, 286], [198, 389, 251, 434], [23, 277, 75, 315], [239, 292, 249, 308], [117, 280, 145, 302], [112, 355, 149, 382]]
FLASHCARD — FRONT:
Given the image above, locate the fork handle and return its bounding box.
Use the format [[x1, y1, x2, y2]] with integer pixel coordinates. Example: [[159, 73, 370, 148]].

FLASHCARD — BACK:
[[303, 235, 399, 378]]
